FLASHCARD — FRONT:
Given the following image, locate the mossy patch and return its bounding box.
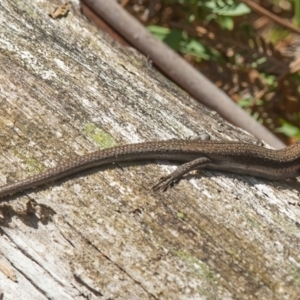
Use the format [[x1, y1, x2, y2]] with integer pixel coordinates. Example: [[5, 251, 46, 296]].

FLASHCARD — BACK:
[[84, 123, 117, 149], [26, 158, 46, 174]]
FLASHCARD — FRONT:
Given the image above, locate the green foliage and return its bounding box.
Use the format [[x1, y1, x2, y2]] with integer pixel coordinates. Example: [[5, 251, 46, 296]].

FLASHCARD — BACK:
[[238, 97, 264, 124], [149, 0, 253, 58], [148, 25, 221, 60], [239, 97, 264, 109], [164, 0, 250, 22], [295, 0, 300, 28], [277, 120, 300, 138], [204, 0, 251, 16], [149, 1, 251, 58], [147, 0, 300, 142]]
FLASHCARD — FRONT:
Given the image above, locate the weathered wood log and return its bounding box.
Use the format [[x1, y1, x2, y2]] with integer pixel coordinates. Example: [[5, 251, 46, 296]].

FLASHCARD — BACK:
[[0, 1, 299, 299]]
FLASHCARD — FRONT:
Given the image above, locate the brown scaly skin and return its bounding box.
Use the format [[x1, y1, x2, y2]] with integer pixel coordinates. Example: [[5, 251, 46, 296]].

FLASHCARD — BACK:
[[0, 139, 300, 198]]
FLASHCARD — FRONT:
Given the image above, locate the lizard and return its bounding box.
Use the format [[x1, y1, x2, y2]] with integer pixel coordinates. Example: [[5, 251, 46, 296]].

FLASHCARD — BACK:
[[0, 138, 299, 198]]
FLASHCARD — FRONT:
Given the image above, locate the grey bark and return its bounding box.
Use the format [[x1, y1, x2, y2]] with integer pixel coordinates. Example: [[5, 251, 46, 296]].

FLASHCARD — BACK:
[[83, 0, 285, 149], [0, 1, 299, 299]]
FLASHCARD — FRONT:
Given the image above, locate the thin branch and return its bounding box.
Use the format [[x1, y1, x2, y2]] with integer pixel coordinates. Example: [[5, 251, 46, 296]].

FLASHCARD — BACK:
[[81, 0, 285, 149], [238, 0, 300, 35]]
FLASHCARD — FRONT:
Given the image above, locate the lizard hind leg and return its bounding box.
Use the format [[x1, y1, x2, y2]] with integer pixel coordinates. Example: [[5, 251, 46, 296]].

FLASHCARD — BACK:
[[152, 157, 212, 192]]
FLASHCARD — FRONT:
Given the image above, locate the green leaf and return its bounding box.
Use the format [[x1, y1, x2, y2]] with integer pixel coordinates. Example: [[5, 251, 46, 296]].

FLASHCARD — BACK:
[[218, 3, 250, 16], [205, 1, 250, 16], [148, 26, 183, 51], [238, 98, 252, 108], [184, 39, 205, 53], [164, 29, 183, 51], [276, 120, 300, 138], [147, 25, 171, 41], [218, 16, 234, 30]]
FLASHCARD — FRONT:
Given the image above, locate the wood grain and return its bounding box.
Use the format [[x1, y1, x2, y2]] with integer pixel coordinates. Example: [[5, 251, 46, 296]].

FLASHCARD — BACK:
[[0, 1, 299, 299]]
